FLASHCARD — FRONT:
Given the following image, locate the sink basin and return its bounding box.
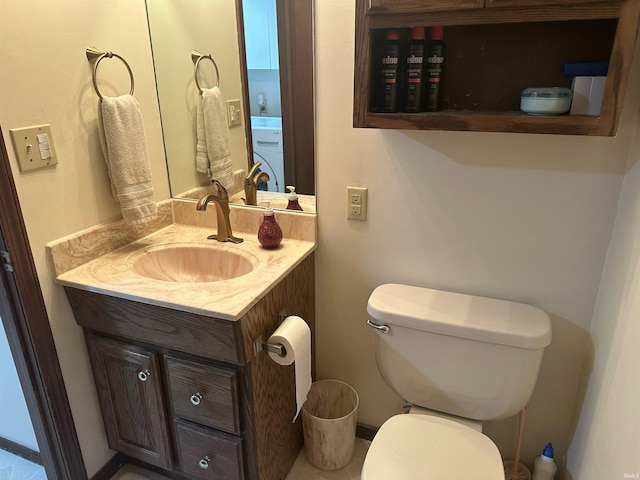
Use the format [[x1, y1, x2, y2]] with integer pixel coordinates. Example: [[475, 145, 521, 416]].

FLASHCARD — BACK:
[[258, 196, 315, 213], [130, 244, 256, 283], [268, 199, 290, 210]]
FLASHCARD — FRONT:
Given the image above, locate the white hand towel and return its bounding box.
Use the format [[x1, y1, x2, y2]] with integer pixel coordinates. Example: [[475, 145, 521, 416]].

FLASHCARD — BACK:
[[98, 94, 158, 225], [196, 93, 210, 175], [200, 87, 235, 188]]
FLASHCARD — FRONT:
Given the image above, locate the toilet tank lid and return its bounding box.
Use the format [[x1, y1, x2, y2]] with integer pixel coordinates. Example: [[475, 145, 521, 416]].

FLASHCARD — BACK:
[[367, 284, 551, 349]]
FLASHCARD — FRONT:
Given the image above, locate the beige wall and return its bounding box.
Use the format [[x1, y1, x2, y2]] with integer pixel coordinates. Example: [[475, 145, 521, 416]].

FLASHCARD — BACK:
[[1, 0, 639, 478], [315, 0, 640, 474], [566, 91, 640, 478], [0, 0, 170, 475]]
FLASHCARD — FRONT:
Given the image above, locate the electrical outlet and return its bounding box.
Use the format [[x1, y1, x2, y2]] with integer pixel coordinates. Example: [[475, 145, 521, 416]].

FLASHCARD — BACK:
[[347, 186, 368, 221], [226, 99, 242, 127]]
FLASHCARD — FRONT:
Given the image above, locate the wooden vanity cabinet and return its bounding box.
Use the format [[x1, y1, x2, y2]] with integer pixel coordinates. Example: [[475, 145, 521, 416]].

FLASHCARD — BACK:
[[355, 0, 640, 135], [67, 254, 315, 480]]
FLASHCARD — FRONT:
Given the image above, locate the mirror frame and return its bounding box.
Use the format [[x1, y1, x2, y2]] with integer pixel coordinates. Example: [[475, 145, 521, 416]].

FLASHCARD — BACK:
[[235, 0, 315, 195]]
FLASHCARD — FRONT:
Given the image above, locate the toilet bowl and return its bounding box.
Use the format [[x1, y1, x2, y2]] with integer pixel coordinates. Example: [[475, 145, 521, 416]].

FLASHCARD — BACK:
[[362, 283, 552, 480]]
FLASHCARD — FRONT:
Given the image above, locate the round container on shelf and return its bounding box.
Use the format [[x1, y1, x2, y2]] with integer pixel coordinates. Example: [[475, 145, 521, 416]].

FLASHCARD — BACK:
[[520, 87, 572, 115]]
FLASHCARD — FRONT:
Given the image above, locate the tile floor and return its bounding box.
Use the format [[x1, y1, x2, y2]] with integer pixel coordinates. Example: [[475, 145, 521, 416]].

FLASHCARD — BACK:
[[0, 448, 47, 480], [285, 438, 370, 480], [111, 438, 371, 480], [110, 464, 168, 480]]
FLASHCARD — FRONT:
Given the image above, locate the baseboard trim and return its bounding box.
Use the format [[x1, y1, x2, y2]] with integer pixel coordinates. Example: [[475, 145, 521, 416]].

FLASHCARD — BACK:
[[90, 453, 126, 480], [0, 436, 41, 465], [356, 423, 378, 441]]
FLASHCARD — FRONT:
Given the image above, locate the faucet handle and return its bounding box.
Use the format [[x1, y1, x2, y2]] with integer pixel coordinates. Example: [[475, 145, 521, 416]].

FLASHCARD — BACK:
[[253, 171, 270, 185], [246, 162, 262, 182]]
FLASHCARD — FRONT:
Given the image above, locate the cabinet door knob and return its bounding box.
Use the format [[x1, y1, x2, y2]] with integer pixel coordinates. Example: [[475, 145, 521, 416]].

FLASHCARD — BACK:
[[198, 455, 211, 469], [137, 369, 151, 382], [190, 392, 203, 406]]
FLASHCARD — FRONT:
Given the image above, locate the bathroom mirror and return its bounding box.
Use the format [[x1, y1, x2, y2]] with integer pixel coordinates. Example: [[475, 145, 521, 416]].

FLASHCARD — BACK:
[[145, 0, 315, 211]]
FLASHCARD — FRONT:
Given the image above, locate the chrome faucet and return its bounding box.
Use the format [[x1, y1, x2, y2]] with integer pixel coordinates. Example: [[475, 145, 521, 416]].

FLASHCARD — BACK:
[[244, 162, 271, 206], [196, 179, 243, 243]]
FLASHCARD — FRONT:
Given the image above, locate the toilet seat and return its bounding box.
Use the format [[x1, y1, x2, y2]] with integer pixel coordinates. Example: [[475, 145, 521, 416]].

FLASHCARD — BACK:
[[361, 414, 504, 480]]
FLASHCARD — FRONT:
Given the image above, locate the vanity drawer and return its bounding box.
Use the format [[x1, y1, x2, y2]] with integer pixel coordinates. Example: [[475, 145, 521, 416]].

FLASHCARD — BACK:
[[166, 356, 241, 435], [175, 420, 244, 480]]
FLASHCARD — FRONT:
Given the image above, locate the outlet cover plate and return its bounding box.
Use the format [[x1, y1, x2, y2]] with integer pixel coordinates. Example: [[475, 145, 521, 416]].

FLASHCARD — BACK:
[[347, 186, 368, 221]]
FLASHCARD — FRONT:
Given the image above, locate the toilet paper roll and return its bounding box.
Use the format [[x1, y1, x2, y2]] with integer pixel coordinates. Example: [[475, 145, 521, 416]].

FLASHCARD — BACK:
[[268, 315, 312, 422]]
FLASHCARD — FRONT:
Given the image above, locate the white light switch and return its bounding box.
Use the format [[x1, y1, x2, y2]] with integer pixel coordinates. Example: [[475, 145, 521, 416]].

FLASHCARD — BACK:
[[10, 124, 58, 172], [36, 133, 52, 159]]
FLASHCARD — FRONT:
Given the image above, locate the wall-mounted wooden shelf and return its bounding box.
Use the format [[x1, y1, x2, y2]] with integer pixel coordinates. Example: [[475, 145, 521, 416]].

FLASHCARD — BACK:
[[353, 0, 640, 136]]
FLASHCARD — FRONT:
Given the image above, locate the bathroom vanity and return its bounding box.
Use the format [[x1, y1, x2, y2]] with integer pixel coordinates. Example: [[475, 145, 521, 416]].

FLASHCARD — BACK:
[[49, 201, 317, 480]]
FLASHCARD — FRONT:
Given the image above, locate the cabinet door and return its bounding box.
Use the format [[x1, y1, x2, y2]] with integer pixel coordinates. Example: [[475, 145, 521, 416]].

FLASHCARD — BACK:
[[243, 0, 279, 69], [367, 0, 484, 13], [86, 334, 172, 470]]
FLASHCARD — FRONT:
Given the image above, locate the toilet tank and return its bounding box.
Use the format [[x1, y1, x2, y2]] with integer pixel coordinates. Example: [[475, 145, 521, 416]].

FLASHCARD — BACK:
[[367, 284, 551, 421]]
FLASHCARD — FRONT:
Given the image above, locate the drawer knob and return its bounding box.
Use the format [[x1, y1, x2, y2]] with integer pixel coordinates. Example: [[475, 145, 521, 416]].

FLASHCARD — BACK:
[[190, 392, 203, 406], [137, 369, 151, 382], [198, 455, 211, 469]]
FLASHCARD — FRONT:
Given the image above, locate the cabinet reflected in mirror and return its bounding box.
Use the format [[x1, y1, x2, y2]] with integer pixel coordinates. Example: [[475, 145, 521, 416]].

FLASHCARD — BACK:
[[145, 0, 314, 211]]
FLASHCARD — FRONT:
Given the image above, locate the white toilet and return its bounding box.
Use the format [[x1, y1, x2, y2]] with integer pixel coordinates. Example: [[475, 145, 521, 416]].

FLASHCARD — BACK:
[[362, 283, 552, 480]]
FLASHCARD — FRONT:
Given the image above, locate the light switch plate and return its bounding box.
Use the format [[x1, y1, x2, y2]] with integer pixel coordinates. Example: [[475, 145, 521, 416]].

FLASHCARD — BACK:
[[10, 124, 58, 172], [226, 99, 242, 127]]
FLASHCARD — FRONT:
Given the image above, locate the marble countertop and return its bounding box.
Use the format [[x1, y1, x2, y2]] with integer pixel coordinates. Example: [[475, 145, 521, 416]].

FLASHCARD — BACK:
[[55, 222, 316, 321]]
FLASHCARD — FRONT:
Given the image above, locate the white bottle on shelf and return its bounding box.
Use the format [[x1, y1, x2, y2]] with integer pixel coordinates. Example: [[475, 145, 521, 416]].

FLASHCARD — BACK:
[[532, 443, 557, 480]]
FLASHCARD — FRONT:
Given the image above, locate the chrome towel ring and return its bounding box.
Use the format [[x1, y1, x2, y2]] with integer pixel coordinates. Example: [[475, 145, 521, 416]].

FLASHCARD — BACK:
[[86, 46, 135, 100], [191, 50, 220, 94]]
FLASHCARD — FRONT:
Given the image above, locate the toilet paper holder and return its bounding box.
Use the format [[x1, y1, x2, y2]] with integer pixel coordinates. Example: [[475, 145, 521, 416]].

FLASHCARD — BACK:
[[253, 335, 287, 357], [252, 310, 288, 358]]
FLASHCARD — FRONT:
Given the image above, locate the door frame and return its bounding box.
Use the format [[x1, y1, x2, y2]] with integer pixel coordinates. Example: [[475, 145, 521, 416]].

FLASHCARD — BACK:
[[277, 0, 315, 195], [0, 125, 87, 480], [236, 0, 315, 195]]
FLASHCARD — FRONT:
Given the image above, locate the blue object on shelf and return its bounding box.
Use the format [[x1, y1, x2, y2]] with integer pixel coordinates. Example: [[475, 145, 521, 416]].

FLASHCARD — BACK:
[[564, 61, 609, 77]]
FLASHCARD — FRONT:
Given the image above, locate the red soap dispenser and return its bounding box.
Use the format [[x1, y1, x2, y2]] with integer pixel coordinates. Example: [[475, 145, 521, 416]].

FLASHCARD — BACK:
[[258, 203, 282, 249], [286, 186, 304, 211]]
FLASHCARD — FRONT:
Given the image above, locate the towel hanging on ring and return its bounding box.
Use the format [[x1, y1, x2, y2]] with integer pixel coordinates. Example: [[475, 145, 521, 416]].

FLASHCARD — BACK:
[[88, 47, 157, 225], [196, 86, 235, 189], [98, 94, 158, 225]]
